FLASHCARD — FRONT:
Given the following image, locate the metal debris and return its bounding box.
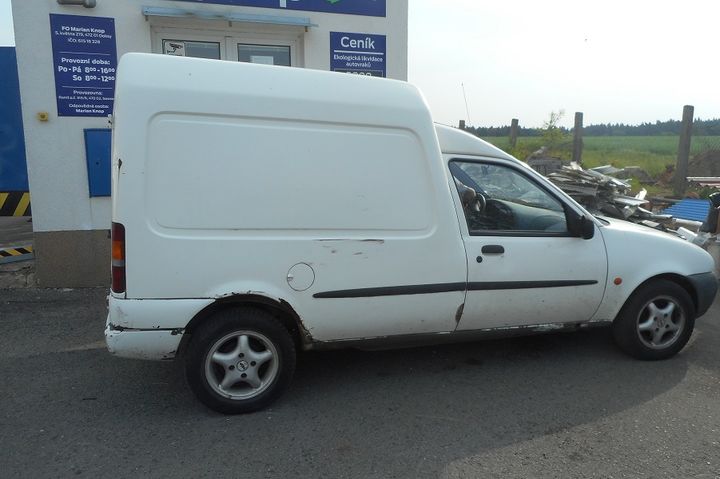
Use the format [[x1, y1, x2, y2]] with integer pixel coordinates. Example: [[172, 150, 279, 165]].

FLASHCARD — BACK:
[[688, 177, 720, 188], [532, 161, 720, 253], [547, 163, 673, 227]]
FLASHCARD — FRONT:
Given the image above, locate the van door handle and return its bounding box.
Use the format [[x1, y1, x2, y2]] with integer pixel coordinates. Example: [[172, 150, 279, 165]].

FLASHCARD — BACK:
[[481, 245, 505, 254]]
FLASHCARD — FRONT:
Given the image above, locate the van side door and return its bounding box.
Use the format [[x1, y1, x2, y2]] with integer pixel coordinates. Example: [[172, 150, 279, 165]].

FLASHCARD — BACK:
[[449, 158, 608, 331]]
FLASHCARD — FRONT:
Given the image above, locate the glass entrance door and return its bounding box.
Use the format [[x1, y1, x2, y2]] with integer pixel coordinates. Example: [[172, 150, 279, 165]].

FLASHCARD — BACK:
[[154, 29, 301, 67]]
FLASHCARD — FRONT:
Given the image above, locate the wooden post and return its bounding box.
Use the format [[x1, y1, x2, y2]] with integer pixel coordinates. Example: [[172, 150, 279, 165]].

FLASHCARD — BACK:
[[459, 120, 466, 130], [674, 105, 694, 197], [572, 112, 583, 164], [509, 118, 519, 148]]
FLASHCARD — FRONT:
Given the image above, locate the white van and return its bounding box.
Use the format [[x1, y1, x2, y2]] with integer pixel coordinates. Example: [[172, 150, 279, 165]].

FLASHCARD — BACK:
[[106, 53, 717, 414]]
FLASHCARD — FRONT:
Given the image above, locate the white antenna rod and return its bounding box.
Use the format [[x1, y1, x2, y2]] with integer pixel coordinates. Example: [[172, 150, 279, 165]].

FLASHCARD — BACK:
[[461, 82, 471, 126]]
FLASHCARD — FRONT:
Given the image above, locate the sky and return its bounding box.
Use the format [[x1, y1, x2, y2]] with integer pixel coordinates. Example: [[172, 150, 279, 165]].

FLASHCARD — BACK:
[[1, 0, 718, 128]]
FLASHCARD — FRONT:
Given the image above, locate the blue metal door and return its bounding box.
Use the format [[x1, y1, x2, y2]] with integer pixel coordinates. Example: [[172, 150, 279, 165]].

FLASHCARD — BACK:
[[0, 47, 30, 216]]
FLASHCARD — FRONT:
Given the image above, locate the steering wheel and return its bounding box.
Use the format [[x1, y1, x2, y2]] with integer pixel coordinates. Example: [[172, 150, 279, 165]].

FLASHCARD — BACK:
[[471, 192, 487, 213], [485, 199, 516, 230]]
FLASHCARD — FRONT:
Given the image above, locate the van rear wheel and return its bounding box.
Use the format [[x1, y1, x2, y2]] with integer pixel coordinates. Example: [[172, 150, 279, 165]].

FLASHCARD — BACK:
[[612, 280, 695, 360], [185, 308, 296, 414]]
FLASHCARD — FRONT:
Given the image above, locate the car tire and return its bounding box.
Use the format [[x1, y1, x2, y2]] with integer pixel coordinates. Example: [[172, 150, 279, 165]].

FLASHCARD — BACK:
[[185, 307, 296, 414], [612, 279, 696, 360]]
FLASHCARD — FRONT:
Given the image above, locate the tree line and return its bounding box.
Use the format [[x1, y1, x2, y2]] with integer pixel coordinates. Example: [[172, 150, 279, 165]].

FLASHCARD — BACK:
[[466, 118, 720, 137]]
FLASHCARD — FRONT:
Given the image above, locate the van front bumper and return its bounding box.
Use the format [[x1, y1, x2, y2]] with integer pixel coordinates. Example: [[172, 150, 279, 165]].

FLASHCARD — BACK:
[[688, 272, 719, 318], [105, 321, 183, 360]]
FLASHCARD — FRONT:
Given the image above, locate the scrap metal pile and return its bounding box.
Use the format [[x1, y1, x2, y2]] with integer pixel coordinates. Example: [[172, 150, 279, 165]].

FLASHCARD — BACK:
[[546, 163, 675, 230]]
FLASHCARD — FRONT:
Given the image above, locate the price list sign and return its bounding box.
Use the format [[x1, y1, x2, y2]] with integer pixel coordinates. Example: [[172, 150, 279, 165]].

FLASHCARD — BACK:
[[330, 32, 386, 77], [50, 14, 117, 117]]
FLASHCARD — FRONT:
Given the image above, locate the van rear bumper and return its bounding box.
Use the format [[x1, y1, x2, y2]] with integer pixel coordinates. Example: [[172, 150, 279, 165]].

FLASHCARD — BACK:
[[105, 295, 213, 360], [105, 322, 183, 360]]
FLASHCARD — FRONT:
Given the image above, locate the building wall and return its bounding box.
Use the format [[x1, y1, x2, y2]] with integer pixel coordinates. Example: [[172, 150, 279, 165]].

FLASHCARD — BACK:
[[11, 0, 408, 287]]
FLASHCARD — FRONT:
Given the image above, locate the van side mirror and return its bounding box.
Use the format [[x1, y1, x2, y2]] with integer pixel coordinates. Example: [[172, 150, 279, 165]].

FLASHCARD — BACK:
[[567, 210, 595, 240]]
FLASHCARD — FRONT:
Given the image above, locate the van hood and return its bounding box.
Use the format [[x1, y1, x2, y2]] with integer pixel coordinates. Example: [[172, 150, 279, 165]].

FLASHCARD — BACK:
[[598, 215, 691, 243], [598, 215, 715, 276]]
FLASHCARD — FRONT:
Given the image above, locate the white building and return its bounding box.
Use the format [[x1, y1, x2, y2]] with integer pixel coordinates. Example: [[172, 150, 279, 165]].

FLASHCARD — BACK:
[[11, 0, 408, 286]]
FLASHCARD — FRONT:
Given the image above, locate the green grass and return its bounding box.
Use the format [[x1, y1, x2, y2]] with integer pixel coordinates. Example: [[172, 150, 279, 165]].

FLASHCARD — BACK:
[[483, 136, 720, 175], [481, 135, 720, 196]]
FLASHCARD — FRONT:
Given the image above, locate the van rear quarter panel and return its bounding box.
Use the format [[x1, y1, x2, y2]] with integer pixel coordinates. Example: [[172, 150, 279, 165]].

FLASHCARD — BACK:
[[113, 54, 467, 341]]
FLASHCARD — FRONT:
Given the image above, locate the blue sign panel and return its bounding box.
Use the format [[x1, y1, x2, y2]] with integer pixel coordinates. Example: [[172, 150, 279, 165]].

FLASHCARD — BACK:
[[330, 32, 386, 77], [0, 47, 28, 191], [50, 14, 117, 117], [175, 0, 386, 17]]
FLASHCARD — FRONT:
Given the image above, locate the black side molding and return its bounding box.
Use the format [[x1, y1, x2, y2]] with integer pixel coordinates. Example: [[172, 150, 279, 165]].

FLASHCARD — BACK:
[[468, 280, 598, 291], [313, 280, 598, 299], [313, 283, 466, 299]]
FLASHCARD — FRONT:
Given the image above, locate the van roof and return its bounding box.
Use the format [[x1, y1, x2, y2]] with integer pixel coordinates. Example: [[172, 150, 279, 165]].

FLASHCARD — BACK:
[[115, 53, 517, 162], [116, 53, 434, 131], [434, 124, 516, 160]]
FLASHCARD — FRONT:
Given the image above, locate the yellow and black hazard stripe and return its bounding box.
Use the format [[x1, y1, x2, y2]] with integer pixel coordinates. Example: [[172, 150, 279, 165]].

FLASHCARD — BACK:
[[0, 192, 31, 217], [0, 245, 34, 264]]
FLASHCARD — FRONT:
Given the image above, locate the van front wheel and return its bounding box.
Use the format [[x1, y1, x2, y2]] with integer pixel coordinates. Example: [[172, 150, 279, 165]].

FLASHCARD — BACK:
[[612, 280, 695, 360], [185, 308, 296, 414]]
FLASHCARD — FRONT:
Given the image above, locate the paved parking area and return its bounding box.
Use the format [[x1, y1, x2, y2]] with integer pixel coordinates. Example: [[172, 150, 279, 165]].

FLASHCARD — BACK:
[[1, 288, 719, 478], [0, 216, 33, 248]]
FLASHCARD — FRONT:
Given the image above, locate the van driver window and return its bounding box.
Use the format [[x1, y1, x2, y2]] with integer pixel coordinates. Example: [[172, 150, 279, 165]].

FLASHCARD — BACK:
[[450, 161, 568, 235]]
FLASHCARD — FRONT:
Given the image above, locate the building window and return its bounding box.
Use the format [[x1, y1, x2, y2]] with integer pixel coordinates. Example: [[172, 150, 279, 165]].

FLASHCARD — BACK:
[[162, 40, 221, 60], [237, 44, 291, 66]]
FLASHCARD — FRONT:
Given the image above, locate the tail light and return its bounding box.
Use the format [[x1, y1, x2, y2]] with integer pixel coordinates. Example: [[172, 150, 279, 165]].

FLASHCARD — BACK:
[[111, 222, 126, 293]]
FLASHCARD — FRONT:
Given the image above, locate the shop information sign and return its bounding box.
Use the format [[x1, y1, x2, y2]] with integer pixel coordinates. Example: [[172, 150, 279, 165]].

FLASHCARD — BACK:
[[330, 32, 386, 77], [50, 14, 117, 117], [175, 0, 386, 17]]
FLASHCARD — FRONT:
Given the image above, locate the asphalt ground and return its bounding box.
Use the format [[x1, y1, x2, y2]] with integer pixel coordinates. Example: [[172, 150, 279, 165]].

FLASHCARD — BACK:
[[0, 216, 35, 288], [1, 288, 719, 478], [0, 217, 33, 249]]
